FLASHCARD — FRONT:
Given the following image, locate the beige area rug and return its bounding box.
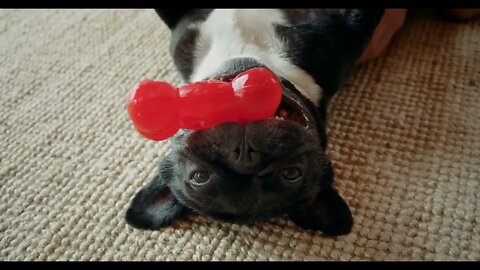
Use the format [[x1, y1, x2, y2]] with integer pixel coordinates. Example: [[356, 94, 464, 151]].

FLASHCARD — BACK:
[[0, 9, 479, 261]]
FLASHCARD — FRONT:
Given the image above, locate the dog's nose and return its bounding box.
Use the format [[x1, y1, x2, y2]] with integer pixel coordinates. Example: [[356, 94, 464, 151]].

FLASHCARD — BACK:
[[228, 126, 264, 174]]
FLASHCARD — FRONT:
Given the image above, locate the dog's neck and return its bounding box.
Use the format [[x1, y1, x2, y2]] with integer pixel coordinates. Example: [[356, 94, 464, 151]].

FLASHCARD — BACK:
[[187, 9, 323, 106]]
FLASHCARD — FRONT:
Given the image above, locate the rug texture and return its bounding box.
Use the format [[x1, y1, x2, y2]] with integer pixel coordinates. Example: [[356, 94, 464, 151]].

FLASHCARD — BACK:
[[0, 9, 479, 261]]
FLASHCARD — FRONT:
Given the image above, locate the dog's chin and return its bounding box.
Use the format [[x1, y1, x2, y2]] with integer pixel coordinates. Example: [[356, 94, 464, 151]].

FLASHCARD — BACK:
[[191, 59, 317, 136]]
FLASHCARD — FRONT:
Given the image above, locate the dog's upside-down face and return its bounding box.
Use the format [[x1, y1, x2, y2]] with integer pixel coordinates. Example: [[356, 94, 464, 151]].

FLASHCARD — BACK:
[[126, 9, 383, 236]]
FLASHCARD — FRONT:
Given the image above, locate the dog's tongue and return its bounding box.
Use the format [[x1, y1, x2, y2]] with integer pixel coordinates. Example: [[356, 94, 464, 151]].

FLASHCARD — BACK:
[[128, 68, 282, 141]]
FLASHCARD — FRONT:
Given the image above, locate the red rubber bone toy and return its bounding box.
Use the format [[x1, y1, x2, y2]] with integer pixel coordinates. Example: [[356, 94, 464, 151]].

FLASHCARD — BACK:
[[128, 68, 282, 141]]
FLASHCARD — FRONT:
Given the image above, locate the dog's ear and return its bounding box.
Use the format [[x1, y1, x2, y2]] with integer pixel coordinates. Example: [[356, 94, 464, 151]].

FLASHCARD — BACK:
[[125, 155, 188, 230], [289, 163, 353, 236], [155, 9, 192, 29]]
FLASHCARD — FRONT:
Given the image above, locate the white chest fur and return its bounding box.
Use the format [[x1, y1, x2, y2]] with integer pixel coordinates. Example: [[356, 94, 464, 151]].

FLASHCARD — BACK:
[[190, 9, 322, 105]]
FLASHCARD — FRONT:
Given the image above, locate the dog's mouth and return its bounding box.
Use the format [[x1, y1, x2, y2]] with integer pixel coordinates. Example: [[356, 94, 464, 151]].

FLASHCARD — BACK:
[[217, 73, 315, 132], [273, 93, 314, 132]]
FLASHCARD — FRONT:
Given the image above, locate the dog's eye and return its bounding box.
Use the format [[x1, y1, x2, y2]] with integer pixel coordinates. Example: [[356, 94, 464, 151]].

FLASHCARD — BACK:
[[190, 170, 213, 186], [280, 167, 302, 182]]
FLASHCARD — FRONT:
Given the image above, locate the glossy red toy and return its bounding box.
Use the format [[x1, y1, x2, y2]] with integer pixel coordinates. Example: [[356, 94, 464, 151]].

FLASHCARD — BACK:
[[127, 68, 282, 141]]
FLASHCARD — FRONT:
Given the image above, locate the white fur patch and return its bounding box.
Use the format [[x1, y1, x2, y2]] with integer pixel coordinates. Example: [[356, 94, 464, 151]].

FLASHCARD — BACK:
[[190, 9, 323, 105]]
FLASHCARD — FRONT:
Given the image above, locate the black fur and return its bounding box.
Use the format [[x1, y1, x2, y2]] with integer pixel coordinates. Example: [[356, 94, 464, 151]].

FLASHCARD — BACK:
[[155, 9, 192, 29], [126, 156, 188, 229]]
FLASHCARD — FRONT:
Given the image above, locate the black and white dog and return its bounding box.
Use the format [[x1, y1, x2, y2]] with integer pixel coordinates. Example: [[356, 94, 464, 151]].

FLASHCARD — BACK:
[[126, 9, 383, 236]]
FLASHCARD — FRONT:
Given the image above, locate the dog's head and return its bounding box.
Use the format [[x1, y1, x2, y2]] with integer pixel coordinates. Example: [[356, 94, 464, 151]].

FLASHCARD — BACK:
[[126, 9, 383, 236]]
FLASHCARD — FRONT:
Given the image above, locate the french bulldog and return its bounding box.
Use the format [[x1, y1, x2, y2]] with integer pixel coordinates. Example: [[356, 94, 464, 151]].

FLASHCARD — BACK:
[[126, 9, 384, 236]]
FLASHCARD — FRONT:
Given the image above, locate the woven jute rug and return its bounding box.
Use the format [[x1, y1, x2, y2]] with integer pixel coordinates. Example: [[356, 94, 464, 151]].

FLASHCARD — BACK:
[[1, 9, 479, 261]]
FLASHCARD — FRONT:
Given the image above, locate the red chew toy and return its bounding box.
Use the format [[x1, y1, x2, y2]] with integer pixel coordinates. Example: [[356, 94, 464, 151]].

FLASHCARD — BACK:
[[127, 68, 282, 141]]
